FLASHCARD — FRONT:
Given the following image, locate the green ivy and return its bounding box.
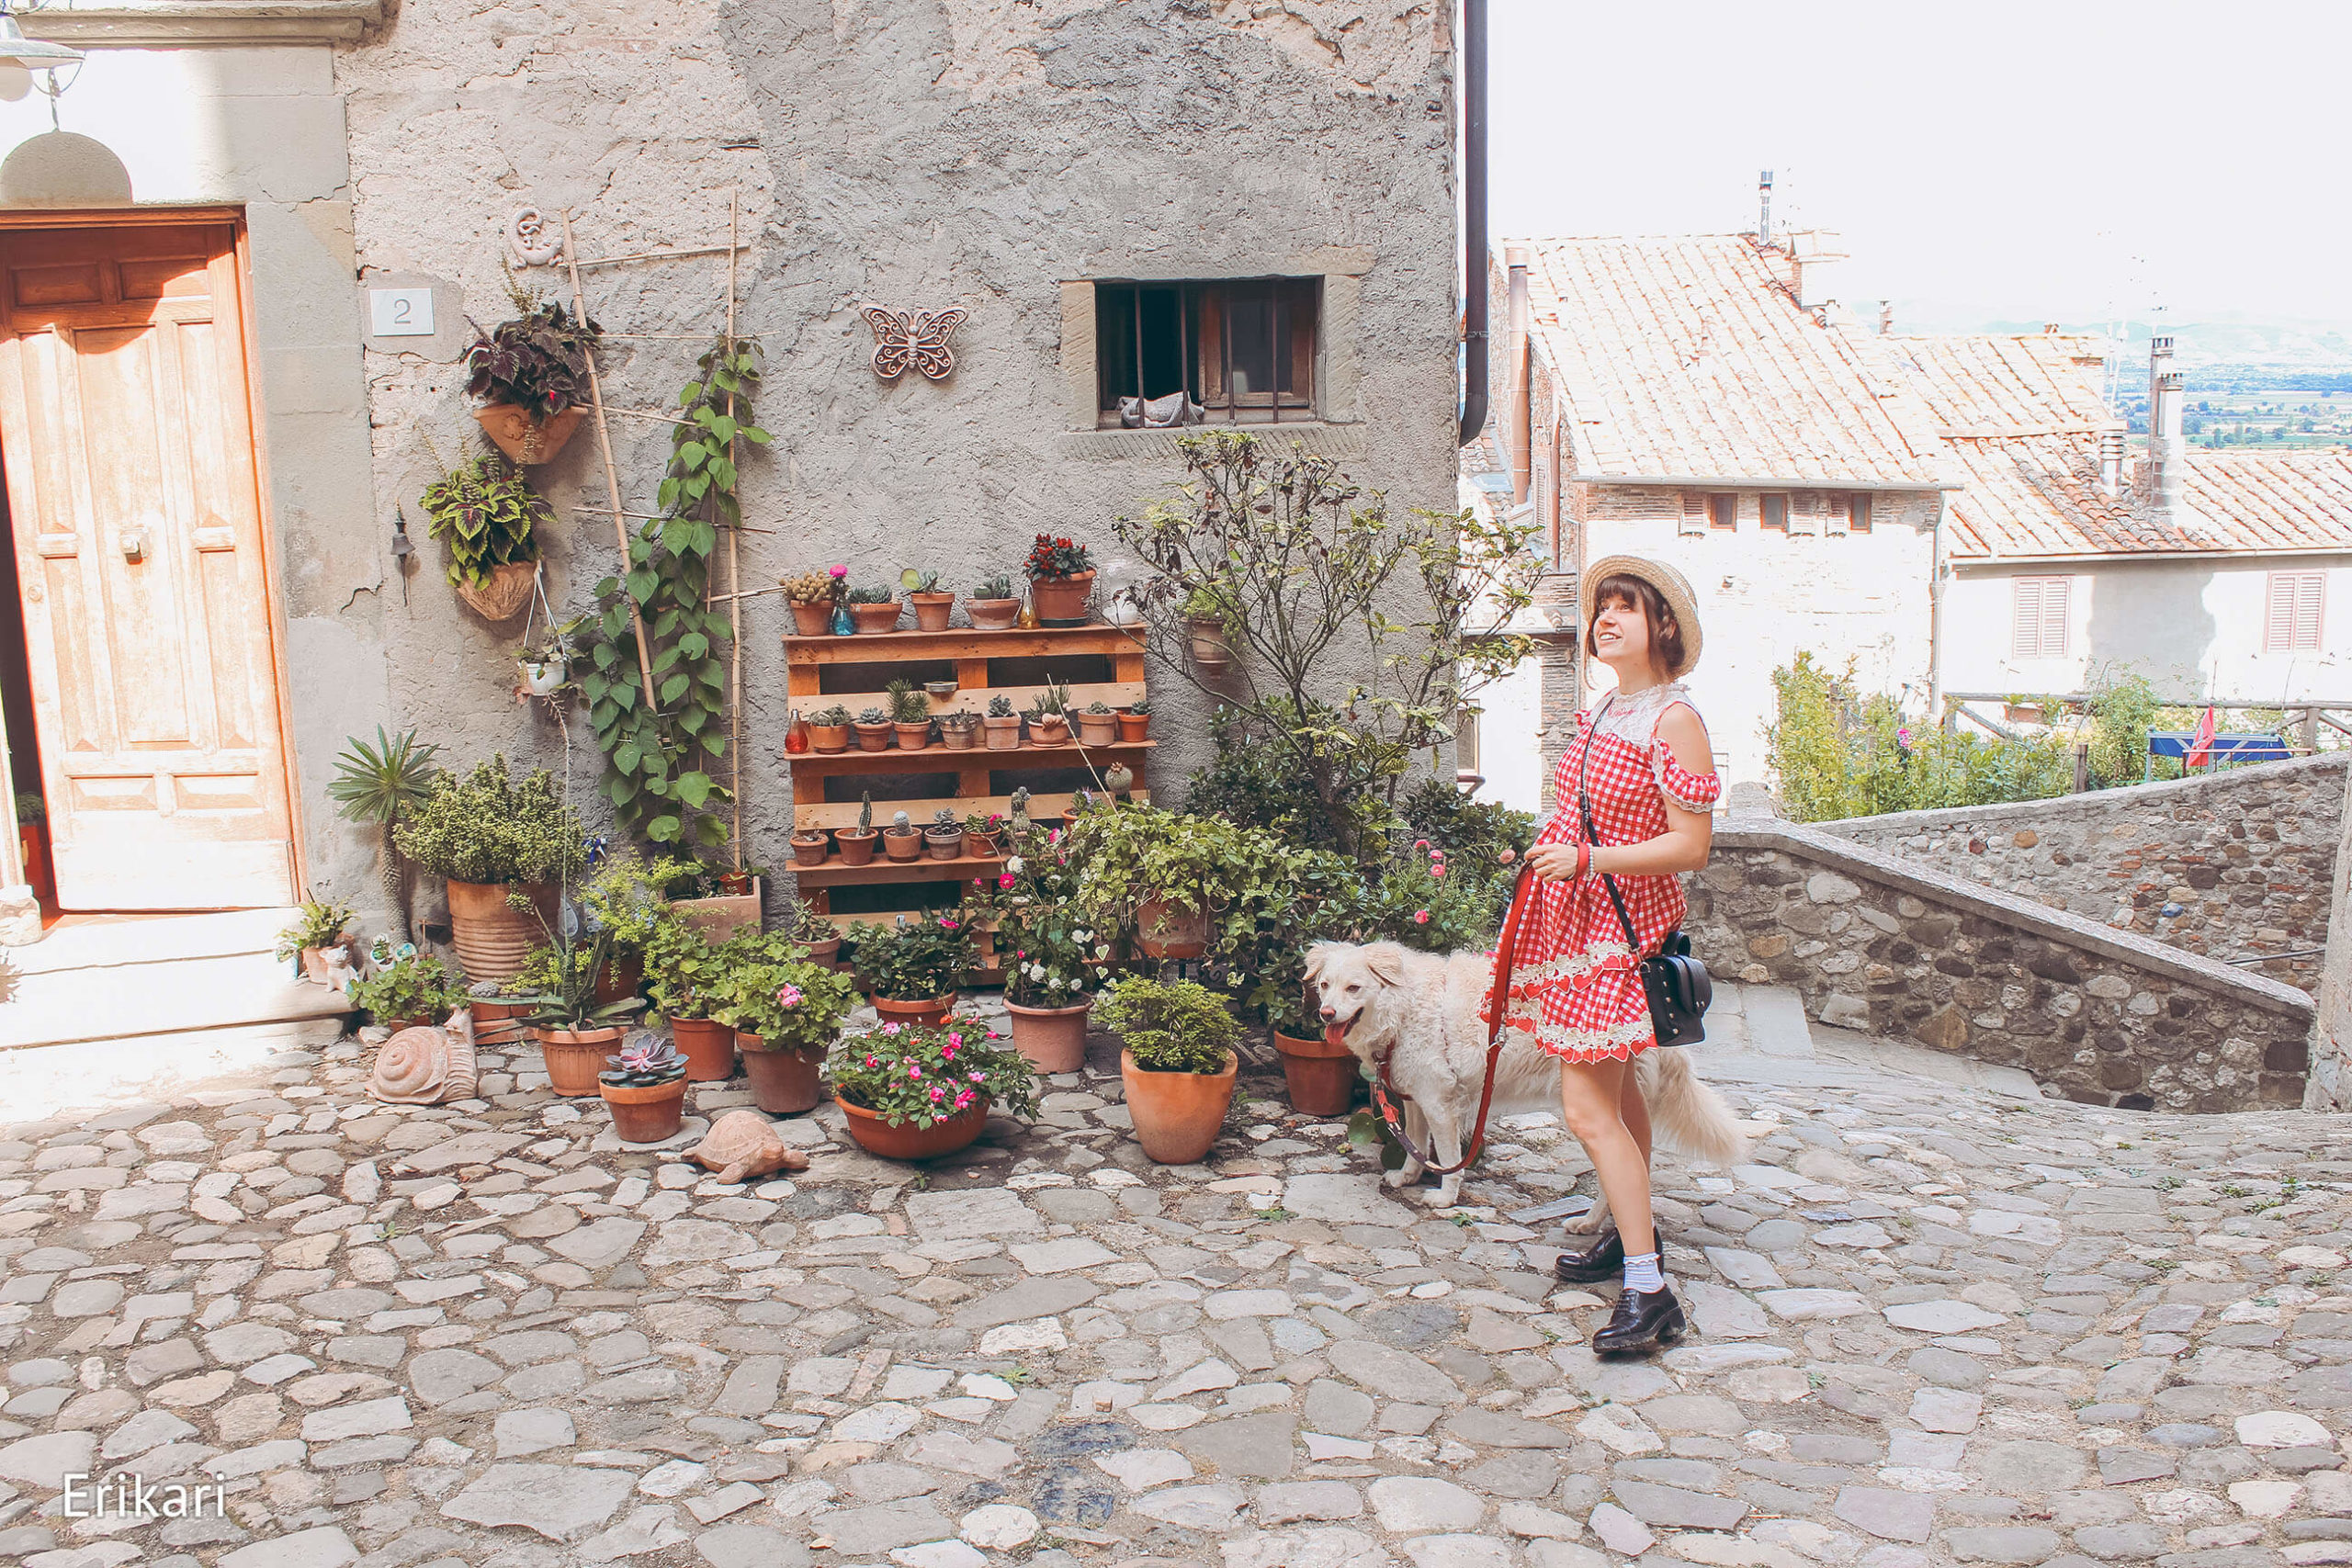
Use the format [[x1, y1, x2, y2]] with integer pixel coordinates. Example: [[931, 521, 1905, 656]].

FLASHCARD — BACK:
[[577, 337, 770, 850]]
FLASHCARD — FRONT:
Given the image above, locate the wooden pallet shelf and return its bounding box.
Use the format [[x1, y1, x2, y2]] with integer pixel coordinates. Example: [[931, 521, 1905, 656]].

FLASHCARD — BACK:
[[792, 851, 1004, 888], [788, 738, 1156, 778]]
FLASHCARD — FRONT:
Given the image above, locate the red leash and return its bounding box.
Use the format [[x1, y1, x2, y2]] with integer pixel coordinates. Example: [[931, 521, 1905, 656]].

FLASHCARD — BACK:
[[1356, 865, 1534, 1178]]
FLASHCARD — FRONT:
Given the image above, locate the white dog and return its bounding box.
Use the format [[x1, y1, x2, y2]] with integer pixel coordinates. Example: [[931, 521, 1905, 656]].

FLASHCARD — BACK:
[[1305, 940, 1749, 1217]]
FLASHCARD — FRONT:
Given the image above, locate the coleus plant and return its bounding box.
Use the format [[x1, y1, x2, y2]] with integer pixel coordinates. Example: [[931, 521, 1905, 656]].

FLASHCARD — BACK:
[[464, 281, 603, 420], [419, 455, 548, 587]]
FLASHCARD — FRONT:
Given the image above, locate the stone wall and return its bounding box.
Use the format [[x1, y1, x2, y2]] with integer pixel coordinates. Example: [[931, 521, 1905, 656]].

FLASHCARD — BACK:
[[1688, 814, 2313, 1112], [1820, 753, 2347, 987], [2306, 761, 2352, 1110]]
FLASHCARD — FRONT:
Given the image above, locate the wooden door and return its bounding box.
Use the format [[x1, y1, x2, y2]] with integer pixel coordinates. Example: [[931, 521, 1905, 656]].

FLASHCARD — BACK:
[[0, 223, 293, 908]]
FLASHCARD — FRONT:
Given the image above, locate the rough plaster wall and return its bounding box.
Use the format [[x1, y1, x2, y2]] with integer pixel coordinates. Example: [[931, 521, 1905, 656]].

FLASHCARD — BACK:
[[335, 0, 1455, 914]]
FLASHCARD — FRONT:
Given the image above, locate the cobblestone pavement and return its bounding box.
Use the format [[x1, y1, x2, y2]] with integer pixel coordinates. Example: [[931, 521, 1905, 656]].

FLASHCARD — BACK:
[[0, 998, 2344, 1568]]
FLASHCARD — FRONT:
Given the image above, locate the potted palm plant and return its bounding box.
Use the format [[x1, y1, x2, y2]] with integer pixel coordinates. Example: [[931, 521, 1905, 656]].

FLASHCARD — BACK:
[[464, 282, 601, 464], [806, 704, 854, 754], [1100, 976, 1243, 1164], [887, 680, 933, 751], [967, 573, 1020, 631], [836, 793, 879, 866], [829, 1021, 1039, 1160], [641, 913, 740, 1082], [347, 950, 469, 1032], [983, 694, 1021, 750], [1025, 534, 1095, 626], [327, 726, 441, 942], [275, 899, 358, 984], [393, 757, 583, 984], [519, 916, 643, 1096], [718, 937, 858, 1114], [420, 454, 548, 620], [598, 1035, 689, 1144], [845, 585, 899, 634], [851, 912, 972, 1027]]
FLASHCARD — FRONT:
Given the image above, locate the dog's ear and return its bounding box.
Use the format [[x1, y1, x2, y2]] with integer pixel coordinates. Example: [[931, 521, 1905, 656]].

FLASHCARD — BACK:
[[1302, 942, 1335, 987], [1363, 942, 1408, 986]]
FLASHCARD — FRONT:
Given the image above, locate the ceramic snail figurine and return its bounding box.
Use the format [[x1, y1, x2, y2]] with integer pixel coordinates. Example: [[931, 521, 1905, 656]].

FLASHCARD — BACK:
[[686, 1110, 809, 1185], [368, 1010, 480, 1106]]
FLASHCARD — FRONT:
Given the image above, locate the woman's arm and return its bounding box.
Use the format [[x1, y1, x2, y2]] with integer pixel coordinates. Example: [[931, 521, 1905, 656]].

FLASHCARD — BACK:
[[1529, 705, 1717, 880]]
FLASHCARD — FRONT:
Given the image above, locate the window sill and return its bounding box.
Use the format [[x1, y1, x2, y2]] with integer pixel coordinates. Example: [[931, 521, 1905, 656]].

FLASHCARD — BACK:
[[1060, 418, 1367, 459]]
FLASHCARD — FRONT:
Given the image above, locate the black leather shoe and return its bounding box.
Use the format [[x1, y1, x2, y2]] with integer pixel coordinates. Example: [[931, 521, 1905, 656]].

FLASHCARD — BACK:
[[1554, 1231, 1668, 1284], [1591, 1284, 1687, 1357]]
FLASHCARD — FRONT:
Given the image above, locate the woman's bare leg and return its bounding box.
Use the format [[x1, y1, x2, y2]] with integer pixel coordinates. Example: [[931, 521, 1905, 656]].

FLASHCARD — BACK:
[[1556, 1056, 1655, 1257], [1620, 1062, 1653, 1168]]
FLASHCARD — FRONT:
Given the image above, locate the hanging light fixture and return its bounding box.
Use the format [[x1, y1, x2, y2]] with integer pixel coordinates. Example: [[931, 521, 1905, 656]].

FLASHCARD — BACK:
[[0, 2, 81, 73]]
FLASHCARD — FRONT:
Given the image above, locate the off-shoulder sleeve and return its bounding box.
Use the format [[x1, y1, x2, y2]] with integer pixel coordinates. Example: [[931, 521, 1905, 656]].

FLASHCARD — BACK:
[[1651, 705, 1722, 813]]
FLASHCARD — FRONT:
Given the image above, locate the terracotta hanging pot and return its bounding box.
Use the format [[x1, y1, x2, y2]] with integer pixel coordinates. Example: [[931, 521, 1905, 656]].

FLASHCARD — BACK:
[[670, 1017, 738, 1082], [1030, 570, 1094, 626], [1007, 999, 1091, 1075], [444, 878, 554, 983], [474, 403, 587, 466], [600, 1077, 687, 1144], [1274, 1028, 1359, 1116], [1188, 615, 1233, 675], [741, 1036, 826, 1114], [455, 560, 538, 621], [535, 1025, 623, 1098], [838, 1096, 988, 1160], [1121, 1047, 1237, 1164]]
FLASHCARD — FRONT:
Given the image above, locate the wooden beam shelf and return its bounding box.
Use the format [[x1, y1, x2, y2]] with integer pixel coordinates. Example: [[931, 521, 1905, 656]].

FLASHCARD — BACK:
[[783, 622, 1142, 666], [789, 789, 1152, 834], [792, 852, 1004, 888], [789, 738, 1157, 777]]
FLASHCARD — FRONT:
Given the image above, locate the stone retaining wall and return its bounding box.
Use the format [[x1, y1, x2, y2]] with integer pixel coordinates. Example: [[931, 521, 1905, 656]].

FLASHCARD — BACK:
[[1688, 816, 2313, 1111], [1815, 753, 2347, 987]]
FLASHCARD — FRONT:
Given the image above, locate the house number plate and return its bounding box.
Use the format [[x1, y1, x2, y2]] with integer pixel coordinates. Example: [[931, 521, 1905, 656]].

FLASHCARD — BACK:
[[368, 288, 435, 338]]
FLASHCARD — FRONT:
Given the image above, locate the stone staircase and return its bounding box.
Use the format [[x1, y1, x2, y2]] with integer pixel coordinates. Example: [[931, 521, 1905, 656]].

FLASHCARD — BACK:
[[1690, 981, 2046, 1100]]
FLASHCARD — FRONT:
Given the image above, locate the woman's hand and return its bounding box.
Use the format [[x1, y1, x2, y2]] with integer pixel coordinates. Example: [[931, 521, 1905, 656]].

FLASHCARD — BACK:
[[1525, 843, 1585, 882]]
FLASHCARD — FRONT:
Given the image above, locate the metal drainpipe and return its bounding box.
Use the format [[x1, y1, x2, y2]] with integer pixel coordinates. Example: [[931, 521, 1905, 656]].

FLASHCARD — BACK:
[[1456, 0, 1487, 447], [1928, 490, 1947, 722]]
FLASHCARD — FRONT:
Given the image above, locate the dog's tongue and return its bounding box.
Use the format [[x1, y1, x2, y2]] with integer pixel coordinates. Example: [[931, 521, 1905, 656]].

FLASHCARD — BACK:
[[1325, 1021, 1348, 1048]]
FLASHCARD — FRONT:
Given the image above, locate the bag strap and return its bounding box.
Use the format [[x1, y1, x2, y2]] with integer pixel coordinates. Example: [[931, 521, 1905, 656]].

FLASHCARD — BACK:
[[1576, 701, 1646, 957]]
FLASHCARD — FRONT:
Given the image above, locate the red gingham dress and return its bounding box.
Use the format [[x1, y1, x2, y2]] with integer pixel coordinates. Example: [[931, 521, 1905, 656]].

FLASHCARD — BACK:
[[1495, 682, 1723, 1063]]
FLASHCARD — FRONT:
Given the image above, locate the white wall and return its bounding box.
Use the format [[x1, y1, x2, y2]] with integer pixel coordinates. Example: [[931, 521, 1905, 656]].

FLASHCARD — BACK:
[[1472, 658, 1544, 815]]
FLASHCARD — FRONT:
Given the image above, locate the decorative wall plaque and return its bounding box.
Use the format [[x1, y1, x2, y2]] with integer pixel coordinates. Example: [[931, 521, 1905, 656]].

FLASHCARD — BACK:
[[861, 305, 967, 381], [505, 207, 564, 268]]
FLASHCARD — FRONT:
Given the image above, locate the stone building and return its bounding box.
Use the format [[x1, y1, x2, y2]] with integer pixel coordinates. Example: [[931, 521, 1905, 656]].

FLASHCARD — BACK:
[[0, 2, 1465, 935]]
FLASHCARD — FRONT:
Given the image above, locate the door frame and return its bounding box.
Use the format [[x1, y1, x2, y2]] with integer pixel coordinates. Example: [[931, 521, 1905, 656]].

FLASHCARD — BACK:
[[0, 205, 308, 908]]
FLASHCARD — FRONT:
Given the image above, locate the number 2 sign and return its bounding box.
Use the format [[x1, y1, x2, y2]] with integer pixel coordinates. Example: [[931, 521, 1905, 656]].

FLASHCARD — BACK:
[[368, 287, 435, 338]]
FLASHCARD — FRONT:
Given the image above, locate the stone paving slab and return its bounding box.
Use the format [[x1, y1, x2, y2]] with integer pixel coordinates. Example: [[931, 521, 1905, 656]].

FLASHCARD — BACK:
[[0, 1004, 2344, 1568]]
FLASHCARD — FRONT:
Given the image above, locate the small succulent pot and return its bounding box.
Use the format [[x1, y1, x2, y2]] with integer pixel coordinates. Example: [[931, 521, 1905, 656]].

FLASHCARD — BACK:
[[872, 994, 955, 1029], [923, 827, 963, 861], [1030, 570, 1094, 626], [790, 830, 831, 868], [882, 828, 924, 863], [893, 721, 933, 752], [835, 828, 878, 866], [909, 592, 956, 632], [962, 829, 1001, 860], [1028, 715, 1070, 747], [601, 1077, 687, 1145], [853, 720, 894, 752], [940, 719, 980, 751], [983, 715, 1022, 750], [967, 597, 1020, 631], [808, 720, 852, 754], [1117, 710, 1151, 741], [1074, 712, 1118, 745], [849, 601, 902, 634], [790, 602, 834, 637]]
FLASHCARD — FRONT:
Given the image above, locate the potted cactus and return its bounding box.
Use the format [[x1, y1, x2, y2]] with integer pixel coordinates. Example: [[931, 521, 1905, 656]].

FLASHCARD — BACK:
[[852, 706, 893, 752], [836, 793, 878, 866], [923, 807, 963, 861], [882, 808, 922, 863], [1075, 701, 1119, 745], [902, 568, 955, 632], [940, 710, 983, 751], [598, 1033, 690, 1144], [887, 680, 933, 751], [1118, 698, 1152, 741], [807, 704, 854, 755], [845, 584, 899, 634], [983, 694, 1021, 750], [783, 569, 842, 637], [967, 573, 1020, 631]]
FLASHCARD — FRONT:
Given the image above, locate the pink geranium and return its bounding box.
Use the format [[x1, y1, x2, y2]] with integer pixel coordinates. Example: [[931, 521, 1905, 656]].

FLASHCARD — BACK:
[[1413, 909, 1430, 924], [776, 984, 803, 1008]]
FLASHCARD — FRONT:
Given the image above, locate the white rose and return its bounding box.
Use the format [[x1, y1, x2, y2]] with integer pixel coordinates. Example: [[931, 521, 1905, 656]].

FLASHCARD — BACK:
[[1006, 856, 1025, 874]]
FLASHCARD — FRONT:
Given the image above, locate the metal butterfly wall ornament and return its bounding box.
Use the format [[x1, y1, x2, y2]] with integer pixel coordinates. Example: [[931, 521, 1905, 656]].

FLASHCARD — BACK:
[[861, 305, 967, 381]]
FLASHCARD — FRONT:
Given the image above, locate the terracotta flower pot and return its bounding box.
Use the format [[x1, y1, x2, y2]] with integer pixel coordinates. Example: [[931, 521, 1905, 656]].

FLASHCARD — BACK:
[[474, 402, 587, 465], [535, 1025, 623, 1098], [1028, 716, 1069, 747], [600, 1077, 687, 1144], [854, 722, 893, 752], [1117, 712, 1151, 741], [909, 592, 955, 632], [454, 560, 538, 621], [849, 602, 901, 634], [983, 716, 1022, 750], [1275, 1028, 1359, 1116], [671, 1016, 738, 1082], [1189, 615, 1233, 675], [790, 602, 834, 636], [1121, 1046, 1237, 1165], [940, 724, 980, 750], [595, 953, 643, 1007], [469, 995, 526, 1046], [446, 878, 554, 984], [804, 936, 842, 969], [893, 721, 932, 752], [836, 829, 878, 866], [808, 722, 851, 754], [882, 829, 923, 863], [1030, 570, 1094, 626], [1075, 713, 1119, 745], [923, 829, 962, 861], [1008, 999, 1091, 1075], [967, 598, 1020, 630], [962, 830, 1000, 860], [838, 1096, 988, 1160], [791, 833, 831, 867], [741, 1036, 826, 1114], [1135, 897, 1208, 959], [873, 993, 954, 1029]]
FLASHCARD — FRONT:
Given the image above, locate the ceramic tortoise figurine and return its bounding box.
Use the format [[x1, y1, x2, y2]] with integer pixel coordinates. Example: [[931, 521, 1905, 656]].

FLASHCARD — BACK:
[[686, 1110, 809, 1185]]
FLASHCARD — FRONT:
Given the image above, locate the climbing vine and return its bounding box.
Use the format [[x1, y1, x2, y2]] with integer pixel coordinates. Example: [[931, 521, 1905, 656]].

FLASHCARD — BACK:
[[576, 337, 769, 851]]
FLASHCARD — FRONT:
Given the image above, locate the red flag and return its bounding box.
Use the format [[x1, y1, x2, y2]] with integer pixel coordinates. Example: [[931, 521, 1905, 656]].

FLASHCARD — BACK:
[[2186, 705, 2217, 769]]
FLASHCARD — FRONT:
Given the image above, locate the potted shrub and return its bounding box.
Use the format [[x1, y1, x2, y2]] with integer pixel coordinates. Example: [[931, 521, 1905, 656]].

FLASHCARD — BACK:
[[923, 807, 963, 861], [887, 680, 933, 751], [852, 706, 894, 752], [348, 950, 469, 1032], [983, 694, 1021, 750], [518, 919, 644, 1096], [962, 810, 1005, 860], [276, 898, 357, 984], [598, 1035, 689, 1144], [783, 569, 842, 637], [1003, 915, 1106, 1075], [1100, 976, 1243, 1164], [1026, 682, 1071, 746], [967, 573, 1020, 631], [829, 1020, 1039, 1160], [852, 912, 972, 1026], [903, 568, 955, 632], [1117, 698, 1152, 741], [420, 455, 548, 620], [642, 913, 740, 1081], [836, 793, 879, 866], [581, 849, 680, 1005], [787, 897, 843, 969], [394, 757, 583, 983], [718, 939, 857, 1115], [464, 283, 601, 464], [845, 584, 900, 634], [1025, 533, 1095, 626], [1075, 701, 1119, 745], [939, 710, 982, 751], [1068, 805, 1258, 960], [807, 704, 854, 754], [790, 821, 832, 868]]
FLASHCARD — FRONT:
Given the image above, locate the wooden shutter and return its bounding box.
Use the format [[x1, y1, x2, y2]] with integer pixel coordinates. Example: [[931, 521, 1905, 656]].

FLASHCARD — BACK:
[[2013, 576, 2069, 659], [2301, 573, 2325, 649], [1823, 493, 1849, 536], [1679, 492, 1708, 537], [2267, 572, 2324, 651]]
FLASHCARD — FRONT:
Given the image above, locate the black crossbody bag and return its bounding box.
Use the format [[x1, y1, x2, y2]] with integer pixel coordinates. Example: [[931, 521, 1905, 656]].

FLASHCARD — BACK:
[[1576, 709, 1713, 1049]]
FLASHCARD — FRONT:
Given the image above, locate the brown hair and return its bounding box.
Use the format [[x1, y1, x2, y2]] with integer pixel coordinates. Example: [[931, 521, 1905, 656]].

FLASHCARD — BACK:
[[1584, 572, 1684, 676]]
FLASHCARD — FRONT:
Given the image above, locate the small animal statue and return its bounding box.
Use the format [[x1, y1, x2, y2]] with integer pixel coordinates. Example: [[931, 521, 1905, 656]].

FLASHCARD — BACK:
[[322, 944, 362, 995], [368, 1009, 480, 1105], [687, 1110, 810, 1185]]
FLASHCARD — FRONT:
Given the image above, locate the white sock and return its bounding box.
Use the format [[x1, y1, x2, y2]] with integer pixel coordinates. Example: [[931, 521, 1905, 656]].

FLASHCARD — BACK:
[[1622, 1250, 1665, 1293]]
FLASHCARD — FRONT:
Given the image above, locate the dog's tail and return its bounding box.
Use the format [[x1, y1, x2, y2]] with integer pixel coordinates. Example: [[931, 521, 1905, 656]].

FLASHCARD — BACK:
[[1643, 1050, 1751, 1168]]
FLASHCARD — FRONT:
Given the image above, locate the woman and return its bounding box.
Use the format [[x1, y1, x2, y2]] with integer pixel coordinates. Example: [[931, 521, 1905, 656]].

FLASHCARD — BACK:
[[1500, 556, 1720, 1356]]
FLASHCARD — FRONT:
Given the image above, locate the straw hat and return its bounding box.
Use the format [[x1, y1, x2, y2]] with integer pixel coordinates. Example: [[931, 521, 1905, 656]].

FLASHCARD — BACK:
[[1580, 555, 1703, 679]]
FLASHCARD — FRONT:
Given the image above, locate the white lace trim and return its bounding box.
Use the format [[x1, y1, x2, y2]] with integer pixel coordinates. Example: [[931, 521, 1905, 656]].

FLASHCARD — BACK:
[[1500, 1015, 1657, 1062], [1506, 942, 1635, 992], [1654, 750, 1721, 815], [1585, 682, 1696, 748]]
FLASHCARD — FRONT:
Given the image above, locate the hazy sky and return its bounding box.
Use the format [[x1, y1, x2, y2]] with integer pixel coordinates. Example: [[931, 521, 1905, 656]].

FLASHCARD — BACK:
[[1491, 0, 2352, 328]]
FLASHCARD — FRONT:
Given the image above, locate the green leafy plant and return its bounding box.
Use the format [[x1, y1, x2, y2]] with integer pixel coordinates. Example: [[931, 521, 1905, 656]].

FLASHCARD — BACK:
[[577, 334, 767, 851], [419, 455, 548, 588], [348, 952, 469, 1024], [715, 943, 857, 1048], [1097, 976, 1242, 1074], [809, 704, 853, 727], [887, 680, 930, 726], [902, 568, 943, 593], [582, 850, 692, 954], [392, 757, 584, 886], [275, 899, 356, 962], [830, 1020, 1040, 1128], [515, 907, 639, 1032], [464, 281, 603, 420], [974, 574, 1015, 601], [599, 1035, 686, 1088], [851, 912, 974, 1001], [844, 584, 894, 604], [641, 913, 736, 1019]]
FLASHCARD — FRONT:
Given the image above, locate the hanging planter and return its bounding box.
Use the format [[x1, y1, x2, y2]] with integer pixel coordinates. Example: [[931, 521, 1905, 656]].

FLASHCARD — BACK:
[[473, 403, 588, 466], [1187, 615, 1233, 676], [516, 657, 567, 697], [456, 561, 539, 621]]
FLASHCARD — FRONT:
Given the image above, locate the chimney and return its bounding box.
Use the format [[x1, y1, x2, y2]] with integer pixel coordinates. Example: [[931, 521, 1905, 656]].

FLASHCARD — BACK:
[[1788, 231, 1847, 311], [1878, 300, 1894, 335], [2145, 335, 2185, 515], [1506, 243, 1532, 503], [2098, 428, 2126, 496], [1758, 169, 1774, 245]]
